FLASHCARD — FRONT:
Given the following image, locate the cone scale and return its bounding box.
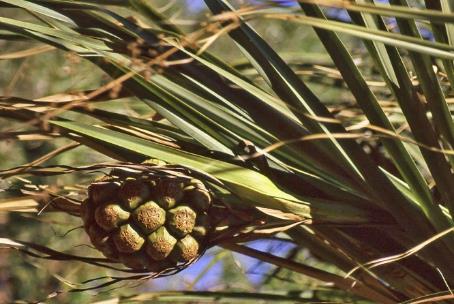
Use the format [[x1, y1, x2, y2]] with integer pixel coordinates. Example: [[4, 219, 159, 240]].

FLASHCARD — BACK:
[[81, 167, 213, 272]]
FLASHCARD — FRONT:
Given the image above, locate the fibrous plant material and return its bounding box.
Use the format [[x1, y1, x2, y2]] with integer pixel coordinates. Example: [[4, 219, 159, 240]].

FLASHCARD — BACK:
[[81, 167, 213, 272]]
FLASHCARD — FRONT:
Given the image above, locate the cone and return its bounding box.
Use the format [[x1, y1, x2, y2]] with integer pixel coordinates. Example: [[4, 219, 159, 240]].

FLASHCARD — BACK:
[[81, 166, 213, 272]]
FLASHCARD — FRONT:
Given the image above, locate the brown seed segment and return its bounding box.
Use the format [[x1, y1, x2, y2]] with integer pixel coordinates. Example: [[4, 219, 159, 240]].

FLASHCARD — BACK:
[[87, 224, 109, 248], [88, 181, 120, 204], [146, 227, 177, 261], [192, 214, 210, 239], [187, 189, 211, 211], [87, 224, 118, 259], [146, 226, 177, 261], [172, 235, 199, 262], [120, 178, 151, 209], [132, 201, 165, 234], [119, 252, 150, 270], [191, 226, 207, 239], [167, 206, 196, 237], [147, 260, 173, 273], [112, 224, 145, 253], [155, 180, 184, 209], [94, 204, 130, 231], [189, 178, 207, 190], [98, 238, 119, 260]]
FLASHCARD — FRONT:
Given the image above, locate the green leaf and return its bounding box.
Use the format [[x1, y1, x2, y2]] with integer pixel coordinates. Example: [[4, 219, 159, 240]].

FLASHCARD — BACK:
[[51, 120, 384, 224], [205, 0, 366, 186], [298, 0, 454, 24], [0, 16, 110, 53], [260, 12, 454, 59], [165, 39, 368, 194], [299, 3, 454, 249], [0, 0, 76, 25]]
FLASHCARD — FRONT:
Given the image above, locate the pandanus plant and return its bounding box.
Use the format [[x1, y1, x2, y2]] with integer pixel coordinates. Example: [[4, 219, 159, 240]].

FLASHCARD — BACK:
[[1, 0, 454, 303]]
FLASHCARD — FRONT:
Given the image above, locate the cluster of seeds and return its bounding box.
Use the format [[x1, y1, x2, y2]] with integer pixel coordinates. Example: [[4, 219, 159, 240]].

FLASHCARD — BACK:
[[81, 172, 212, 272]]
